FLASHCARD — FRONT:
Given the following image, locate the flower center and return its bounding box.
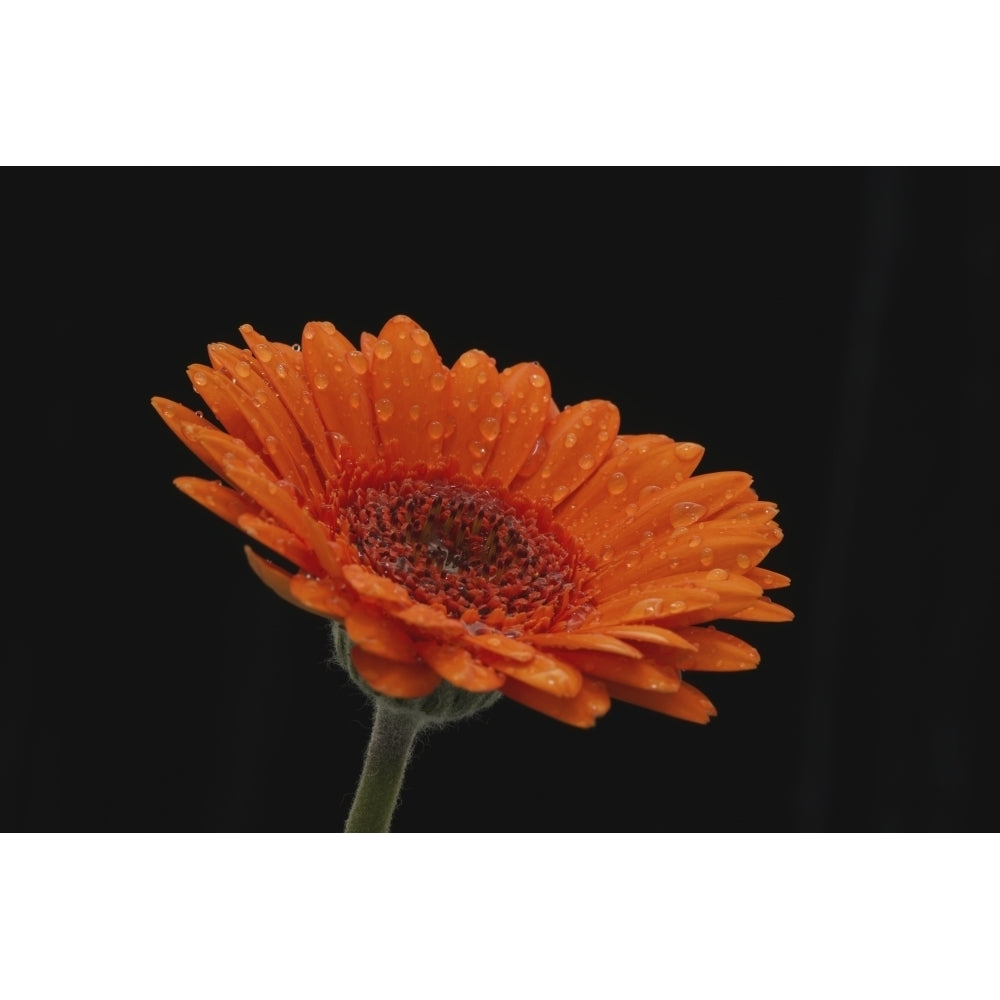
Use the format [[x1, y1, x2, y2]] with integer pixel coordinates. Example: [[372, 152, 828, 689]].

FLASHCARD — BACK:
[[343, 476, 595, 634]]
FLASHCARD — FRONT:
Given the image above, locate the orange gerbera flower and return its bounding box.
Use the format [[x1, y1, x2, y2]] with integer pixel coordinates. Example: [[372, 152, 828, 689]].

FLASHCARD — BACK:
[[152, 316, 791, 729]]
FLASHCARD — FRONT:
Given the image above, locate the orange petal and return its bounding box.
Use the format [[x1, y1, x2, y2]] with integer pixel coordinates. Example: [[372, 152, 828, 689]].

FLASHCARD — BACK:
[[287, 574, 353, 618], [300, 320, 380, 458], [557, 436, 705, 541], [525, 631, 642, 658], [493, 651, 583, 697], [442, 348, 503, 476], [745, 566, 792, 590], [369, 316, 450, 464], [604, 680, 717, 724], [462, 630, 537, 663], [416, 641, 505, 692], [345, 602, 419, 662], [561, 649, 682, 692], [727, 598, 794, 622], [598, 624, 698, 650], [388, 602, 470, 639], [350, 646, 441, 699], [342, 563, 413, 609], [152, 397, 230, 480], [483, 362, 553, 487], [511, 400, 620, 507], [501, 676, 610, 728], [237, 513, 317, 570], [666, 627, 761, 672], [174, 476, 258, 530], [244, 547, 335, 618], [591, 585, 721, 626]]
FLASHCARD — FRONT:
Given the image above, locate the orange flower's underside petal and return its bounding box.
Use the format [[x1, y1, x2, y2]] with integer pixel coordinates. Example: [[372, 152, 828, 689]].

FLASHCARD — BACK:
[[525, 631, 642, 658], [745, 566, 792, 590], [511, 400, 621, 507], [300, 321, 380, 458], [597, 624, 698, 650], [442, 349, 504, 476], [370, 316, 450, 464], [341, 563, 414, 609], [244, 547, 331, 618], [416, 641, 505, 692], [591, 585, 722, 626], [493, 651, 583, 698], [501, 676, 611, 728], [484, 362, 553, 487], [387, 602, 470, 639], [562, 649, 682, 693], [605, 680, 717, 724], [346, 602, 420, 662], [727, 598, 795, 622], [185, 364, 258, 447], [462, 631, 537, 663], [557, 436, 705, 541], [287, 574, 353, 618], [667, 626, 761, 672], [173, 476, 258, 530], [350, 646, 442, 699]]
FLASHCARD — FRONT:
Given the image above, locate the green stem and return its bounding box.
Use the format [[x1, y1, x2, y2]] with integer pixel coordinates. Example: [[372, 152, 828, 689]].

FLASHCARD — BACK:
[[344, 701, 424, 832]]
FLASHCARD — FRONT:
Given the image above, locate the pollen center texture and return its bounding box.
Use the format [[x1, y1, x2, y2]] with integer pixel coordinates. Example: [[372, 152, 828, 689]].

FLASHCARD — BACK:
[[344, 477, 594, 633]]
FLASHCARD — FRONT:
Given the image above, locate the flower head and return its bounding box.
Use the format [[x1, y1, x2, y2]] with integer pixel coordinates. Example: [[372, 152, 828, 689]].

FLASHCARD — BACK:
[[153, 317, 791, 728]]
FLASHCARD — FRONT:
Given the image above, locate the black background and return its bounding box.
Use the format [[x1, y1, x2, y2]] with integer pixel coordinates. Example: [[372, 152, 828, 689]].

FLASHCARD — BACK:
[[6, 169, 995, 832]]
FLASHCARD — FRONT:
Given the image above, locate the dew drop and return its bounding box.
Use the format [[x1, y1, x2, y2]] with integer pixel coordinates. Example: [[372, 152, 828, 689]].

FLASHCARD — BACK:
[[577, 453, 595, 471], [409, 403, 421, 422], [347, 351, 368, 375], [264, 434, 280, 455], [458, 351, 480, 369], [476, 370, 488, 384], [479, 416, 500, 441], [234, 360, 252, 379], [674, 442, 701, 460], [292, 343, 301, 352], [699, 547, 714, 567], [275, 362, 288, 379], [736, 553, 751, 569], [313, 372, 329, 390], [374, 398, 394, 422], [255, 344, 273, 363], [253, 389, 269, 406], [706, 567, 729, 581], [600, 545, 614, 562], [606, 472, 628, 495], [412, 328, 430, 347], [491, 391, 504, 409], [518, 436, 548, 477], [629, 597, 664, 617], [581, 413, 594, 427], [507, 411, 519, 424], [668, 600, 687, 613], [162, 404, 176, 418], [466, 398, 479, 412], [194, 410, 203, 419], [671, 501, 706, 527], [467, 440, 488, 460], [528, 370, 546, 388], [349, 391, 361, 409], [472, 462, 486, 476], [192, 370, 208, 387], [639, 484, 662, 500], [373, 340, 394, 360], [303, 328, 315, 341], [431, 371, 447, 392], [410, 348, 423, 364], [426, 420, 445, 441], [640, 530, 655, 548], [551, 484, 569, 503], [563, 432, 578, 449], [687, 534, 703, 548]]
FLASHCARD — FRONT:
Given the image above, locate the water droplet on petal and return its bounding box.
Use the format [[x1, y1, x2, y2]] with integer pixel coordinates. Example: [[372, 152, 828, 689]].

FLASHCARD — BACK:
[[528, 370, 545, 388], [551, 484, 569, 503], [706, 567, 729, 581], [411, 328, 430, 347], [458, 351, 479, 369], [674, 442, 701, 460], [479, 416, 500, 441], [313, 372, 329, 390], [699, 547, 714, 566], [491, 391, 504, 408], [668, 600, 687, 613], [600, 544, 614, 562], [192, 371, 208, 386], [577, 453, 595, 471], [292, 343, 301, 352], [476, 370, 488, 384], [431, 372, 447, 391], [349, 391, 361, 409], [468, 440, 488, 460], [374, 340, 394, 360], [518, 437, 548, 477], [347, 351, 368, 375], [374, 398, 394, 421], [736, 553, 751, 569], [426, 420, 445, 440], [256, 344, 273, 363], [466, 398, 479, 412], [563, 432, 578, 449], [607, 472, 628, 495], [410, 348, 423, 364], [409, 403, 421, 422], [234, 360, 252, 379], [629, 597, 664, 617], [275, 362, 288, 379]]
